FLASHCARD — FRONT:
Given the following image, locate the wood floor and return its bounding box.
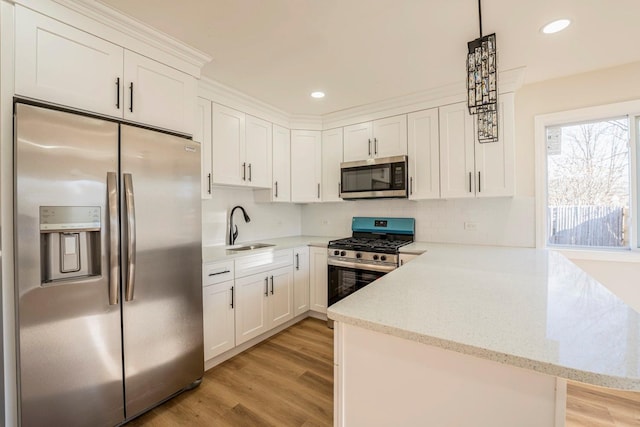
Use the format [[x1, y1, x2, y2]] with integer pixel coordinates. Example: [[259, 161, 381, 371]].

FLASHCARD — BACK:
[[128, 317, 640, 427], [128, 317, 333, 426]]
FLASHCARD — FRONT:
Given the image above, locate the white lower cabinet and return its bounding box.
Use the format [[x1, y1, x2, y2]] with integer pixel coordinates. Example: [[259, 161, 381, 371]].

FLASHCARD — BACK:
[[203, 281, 235, 360], [309, 247, 328, 314], [293, 246, 310, 316], [234, 249, 294, 346], [202, 260, 235, 361], [399, 253, 419, 267]]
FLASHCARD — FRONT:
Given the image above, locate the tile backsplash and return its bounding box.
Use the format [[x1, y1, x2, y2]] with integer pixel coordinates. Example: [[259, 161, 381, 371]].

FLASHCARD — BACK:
[[301, 196, 535, 248], [202, 188, 302, 246], [203, 189, 535, 248]]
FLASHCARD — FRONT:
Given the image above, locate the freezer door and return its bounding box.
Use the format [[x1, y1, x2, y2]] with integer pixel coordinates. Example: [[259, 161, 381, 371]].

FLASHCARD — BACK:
[[15, 103, 124, 426], [120, 125, 203, 419]]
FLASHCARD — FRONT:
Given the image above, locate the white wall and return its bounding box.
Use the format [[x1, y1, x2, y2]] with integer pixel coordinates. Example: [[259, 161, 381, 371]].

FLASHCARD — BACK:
[[302, 197, 535, 247], [202, 187, 302, 246]]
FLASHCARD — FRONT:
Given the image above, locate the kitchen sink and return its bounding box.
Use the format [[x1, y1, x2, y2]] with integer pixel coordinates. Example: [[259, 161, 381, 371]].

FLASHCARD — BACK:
[[227, 243, 275, 252]]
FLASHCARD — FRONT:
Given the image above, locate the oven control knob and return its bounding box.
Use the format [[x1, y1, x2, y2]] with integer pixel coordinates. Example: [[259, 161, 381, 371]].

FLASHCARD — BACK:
[[356, 253, 362, 259], [372, 254, 379, 260], [380, 255, 387, 261], [340, 251, 346, 256], [334, 250, 340, 256]]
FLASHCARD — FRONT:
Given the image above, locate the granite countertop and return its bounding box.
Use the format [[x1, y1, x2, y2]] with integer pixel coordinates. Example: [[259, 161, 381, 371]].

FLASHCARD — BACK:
[[202, 235, 339, 263], [328, 243, 640, 391]]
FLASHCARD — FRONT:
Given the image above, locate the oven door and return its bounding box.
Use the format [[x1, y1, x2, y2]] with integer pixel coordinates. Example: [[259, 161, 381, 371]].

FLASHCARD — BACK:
[[327, 260, 391, 307]]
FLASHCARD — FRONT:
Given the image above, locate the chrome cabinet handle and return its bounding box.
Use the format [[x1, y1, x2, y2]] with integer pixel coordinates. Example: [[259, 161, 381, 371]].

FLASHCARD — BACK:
[[338, 182, 341, 196], [107, 172, 119, 306], [469, 172, 472, 193], [400, 259, 404, 266], [248, 163, 252, 182], [115, 78, 120, 109], [410, 176, 413, 195], [317, 183, 320, 199], [230, 286, 234, 308], [275, 181, 278, 198], [242, 162, 246, 181], [128, 82, 133, 113], [368, 138, 371, 156], [208, 270, 230, 276], [264, 277, 269, 297], [478, 171, 481, 193], [207, 173, 212, 194], [296, 253, 300, 270], [270, 275, 274, 295], [124, 173, 136, 302], [374, 137, 378, 155]]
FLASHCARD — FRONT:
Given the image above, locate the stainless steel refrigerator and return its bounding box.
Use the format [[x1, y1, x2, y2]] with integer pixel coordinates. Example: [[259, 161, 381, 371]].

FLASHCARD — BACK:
[[14, 102, 204, 426]]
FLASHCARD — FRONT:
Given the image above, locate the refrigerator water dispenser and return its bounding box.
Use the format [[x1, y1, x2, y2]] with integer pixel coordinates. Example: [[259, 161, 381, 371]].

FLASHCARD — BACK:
[[40, 206, 102, 283]]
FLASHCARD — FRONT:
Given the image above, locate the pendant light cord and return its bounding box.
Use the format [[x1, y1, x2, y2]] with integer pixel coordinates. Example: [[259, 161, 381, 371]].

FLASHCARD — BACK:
[[478, 0, 483, 37]]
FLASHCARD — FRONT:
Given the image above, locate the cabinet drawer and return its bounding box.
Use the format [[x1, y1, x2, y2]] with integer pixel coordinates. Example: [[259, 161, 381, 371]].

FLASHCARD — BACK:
[[203, 260, 234, 286], [235, 249, 293, 278]]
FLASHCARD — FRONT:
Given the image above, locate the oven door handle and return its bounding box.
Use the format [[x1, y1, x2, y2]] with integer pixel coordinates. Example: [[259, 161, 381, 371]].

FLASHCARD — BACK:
[[328, 258, 397, 273]]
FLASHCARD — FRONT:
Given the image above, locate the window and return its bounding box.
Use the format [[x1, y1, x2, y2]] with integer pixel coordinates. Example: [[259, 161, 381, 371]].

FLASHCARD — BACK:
[[536, 101, 640, 253], [546, 117, 630, 248]]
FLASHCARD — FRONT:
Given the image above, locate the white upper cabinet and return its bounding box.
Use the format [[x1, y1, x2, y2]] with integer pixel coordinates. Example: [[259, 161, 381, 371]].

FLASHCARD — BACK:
[[244, 115, 273, 189], [15, 6, 197, 135], [343, 115, 407, 162], [211, 102, 245, 186], [474, 93, 515, 198], [210, 104, 272, 189], [291, 130, 322, 203], [439, 102, 476, 199], [321, 128, 344, 202], [408, 108, 440, 200], [195, 97, 213, 199], [439, 94, 515, 198], [123, 50, 196, 135], [256, 124, 291, 202], [15, 5, 124, 118]]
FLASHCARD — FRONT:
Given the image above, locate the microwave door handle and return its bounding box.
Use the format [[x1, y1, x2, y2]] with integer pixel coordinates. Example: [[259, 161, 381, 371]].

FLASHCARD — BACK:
[[124, 173, 137, 302], [107, 172, 119, 305]]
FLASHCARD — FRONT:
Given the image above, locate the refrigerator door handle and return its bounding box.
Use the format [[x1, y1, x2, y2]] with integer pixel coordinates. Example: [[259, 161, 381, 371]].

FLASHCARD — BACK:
[[124, 173, 137, 301], [107, 172, 119, 305]]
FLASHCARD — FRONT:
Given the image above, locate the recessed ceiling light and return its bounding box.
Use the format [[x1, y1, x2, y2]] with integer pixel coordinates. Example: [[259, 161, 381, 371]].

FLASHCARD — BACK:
[[541, 19, 571, 34], [311, 91, 325, 99]]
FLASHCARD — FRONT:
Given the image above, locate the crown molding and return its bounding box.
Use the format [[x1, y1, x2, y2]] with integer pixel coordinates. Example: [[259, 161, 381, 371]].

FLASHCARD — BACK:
[[198, 77, 292, 129], [322, 67, 526, 129], [15, 0, 211, 77]]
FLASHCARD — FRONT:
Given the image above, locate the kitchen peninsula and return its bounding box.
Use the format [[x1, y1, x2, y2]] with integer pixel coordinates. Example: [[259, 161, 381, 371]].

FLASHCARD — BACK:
[[328, 243, 640, 427]]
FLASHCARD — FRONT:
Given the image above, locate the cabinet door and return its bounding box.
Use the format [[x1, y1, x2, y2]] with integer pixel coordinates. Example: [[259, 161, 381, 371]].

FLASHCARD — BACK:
[[343, 122, 373, 162], [408, 109, 440, 200], [196, 97, 213, 199], [15, 6, 124, 118], [245, 115, 273, 189], [322, 128, 344, 202], [293, 246, 310, 316], [309, 247, 328, 314], [474, 93, 515, 198], [203, 281, 235, 361], [123, 50, 196, 135], [268, 266, 294, 328], [291, 130, 322, 203], [211, 103, 246, 186], [235, 273, 269, 345], [399, 253, 418, 267], [372, 115, 407, 159], [439, 102, 476, 199], [272, 125, 291, 202]]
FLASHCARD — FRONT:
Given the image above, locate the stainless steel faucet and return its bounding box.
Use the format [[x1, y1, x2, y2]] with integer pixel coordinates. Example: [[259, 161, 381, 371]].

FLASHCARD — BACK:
[[228, 205, 251, 245]]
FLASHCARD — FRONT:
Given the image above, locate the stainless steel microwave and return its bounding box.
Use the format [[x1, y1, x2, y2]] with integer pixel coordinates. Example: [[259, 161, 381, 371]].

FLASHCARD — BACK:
[[340, 155, 408, 200]]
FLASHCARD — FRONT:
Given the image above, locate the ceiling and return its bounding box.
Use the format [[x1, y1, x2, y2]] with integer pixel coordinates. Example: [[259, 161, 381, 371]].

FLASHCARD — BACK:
[[99, 0, 640, 116]]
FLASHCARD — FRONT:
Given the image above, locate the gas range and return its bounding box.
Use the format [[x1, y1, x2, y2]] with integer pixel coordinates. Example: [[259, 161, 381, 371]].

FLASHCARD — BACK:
[[327, 217, 415, 272]]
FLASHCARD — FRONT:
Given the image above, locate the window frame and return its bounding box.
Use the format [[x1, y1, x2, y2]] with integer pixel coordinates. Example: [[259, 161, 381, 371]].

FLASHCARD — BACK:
[[535, 100, 640, 260]]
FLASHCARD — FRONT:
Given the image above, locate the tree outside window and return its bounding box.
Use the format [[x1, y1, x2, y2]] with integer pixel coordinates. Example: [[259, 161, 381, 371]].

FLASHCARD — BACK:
[[546, 117, 630, 248]]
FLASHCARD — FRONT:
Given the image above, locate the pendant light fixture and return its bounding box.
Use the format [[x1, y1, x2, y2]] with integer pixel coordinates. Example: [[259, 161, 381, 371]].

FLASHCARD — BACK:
[[467, 0, 498, 143]]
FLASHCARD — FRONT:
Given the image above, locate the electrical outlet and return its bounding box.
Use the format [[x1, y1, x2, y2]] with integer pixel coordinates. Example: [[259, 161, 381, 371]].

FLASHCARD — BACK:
[[322, 219, 329, 225], [464, 221, 478, 231]]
